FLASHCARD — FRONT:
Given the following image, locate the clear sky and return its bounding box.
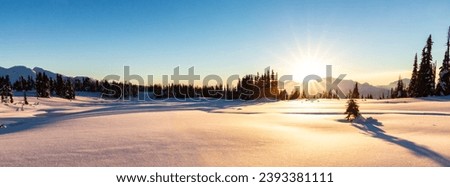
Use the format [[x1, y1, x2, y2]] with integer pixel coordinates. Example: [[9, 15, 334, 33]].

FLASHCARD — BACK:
[[0, 0, 449, 85]]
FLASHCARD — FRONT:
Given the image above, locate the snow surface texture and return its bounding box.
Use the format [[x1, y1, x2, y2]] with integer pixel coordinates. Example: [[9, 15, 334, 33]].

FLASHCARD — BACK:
[[1, 93, 450, 166]]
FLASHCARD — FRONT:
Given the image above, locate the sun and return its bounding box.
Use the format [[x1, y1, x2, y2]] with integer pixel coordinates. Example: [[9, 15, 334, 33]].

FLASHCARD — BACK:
[[269, 30, 337, 83], [293, 56, 326, 78], [274, 45, 331, 82]]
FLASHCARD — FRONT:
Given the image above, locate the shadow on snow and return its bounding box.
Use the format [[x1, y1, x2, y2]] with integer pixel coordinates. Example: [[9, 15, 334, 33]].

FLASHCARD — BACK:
[[0, 98, 272, 135], [338, 116, 450, 167]]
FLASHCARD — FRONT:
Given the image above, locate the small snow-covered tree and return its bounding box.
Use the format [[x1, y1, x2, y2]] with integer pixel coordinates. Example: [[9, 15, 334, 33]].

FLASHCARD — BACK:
[[345, 99, 360, 121]]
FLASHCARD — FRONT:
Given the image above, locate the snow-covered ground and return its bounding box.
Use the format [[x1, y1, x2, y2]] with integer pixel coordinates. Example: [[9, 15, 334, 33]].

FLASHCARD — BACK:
[[1, 93, 450, 166]]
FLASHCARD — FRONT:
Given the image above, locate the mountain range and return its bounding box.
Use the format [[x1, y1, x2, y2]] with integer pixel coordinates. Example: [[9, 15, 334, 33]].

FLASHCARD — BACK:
[[283, 79, 394, 99], [0, 66, 88, 82]]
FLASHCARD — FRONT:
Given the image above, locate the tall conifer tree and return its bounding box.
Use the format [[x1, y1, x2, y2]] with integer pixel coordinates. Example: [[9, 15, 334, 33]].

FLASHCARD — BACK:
[[417, 35, 435, 97], [408, 53, 419, 97], [436, 27, 450, 96]]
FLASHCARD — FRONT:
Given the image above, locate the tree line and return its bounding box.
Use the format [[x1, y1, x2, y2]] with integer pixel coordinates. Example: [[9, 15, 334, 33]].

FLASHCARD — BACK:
[[0, 68, 389, 102], [392, 27, 450, 98], [101, 68, 283, 100], [0, 73, 102, 103]]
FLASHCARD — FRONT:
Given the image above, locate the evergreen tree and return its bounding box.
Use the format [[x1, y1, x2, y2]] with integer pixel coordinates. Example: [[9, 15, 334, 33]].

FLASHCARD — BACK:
[[35, 73, 42, 97], [417, 35, 435, 97], [408, 53, 419, 97], [95, 80, 99, 92], [74, 79, 82, 91], [20, 76, 29, 105], [82, 77, 92, 91], [49, 78, 55, 95], [13, 80, 22, 91], [436, 27, 450, 96], [394, 76, 407, 98], [390, 88, 395, 99], [345, 99, 360, 121], [64, 79, 76, 100], [0, 81, 13, 103], [36, 72, 50, 98], [289, 88, 300, 100], [56, 74, 64, 97], [301, 90, 307, 99], [42, 73, 50, 97], [351, 82, 360, 99], [0, 76, 10, 103], [8, 85, 13, 103], [279, 89, 288, 100], [27, 75, 34, 90], [5, 75, 11, 87], [23, 92, 28, 105], [327, 89, 333, 99], [0, 87, 4, 103], [269, 70, 279, 98]]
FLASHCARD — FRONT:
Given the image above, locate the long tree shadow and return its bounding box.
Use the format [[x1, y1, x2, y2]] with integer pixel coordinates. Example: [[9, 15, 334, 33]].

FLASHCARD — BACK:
[[348, 116, 450, 166]]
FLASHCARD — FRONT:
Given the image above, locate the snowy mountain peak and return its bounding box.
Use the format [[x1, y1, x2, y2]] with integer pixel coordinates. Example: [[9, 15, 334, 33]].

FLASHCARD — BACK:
[[0, 66, 69, 82], [32, 67, 58, 80], [0, 66, 36, 82], [0, 65, 95, 84]]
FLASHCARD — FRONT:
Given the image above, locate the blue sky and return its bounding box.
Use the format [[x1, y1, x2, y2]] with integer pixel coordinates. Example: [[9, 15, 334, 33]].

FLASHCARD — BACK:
[[0, 0, 449, 85]]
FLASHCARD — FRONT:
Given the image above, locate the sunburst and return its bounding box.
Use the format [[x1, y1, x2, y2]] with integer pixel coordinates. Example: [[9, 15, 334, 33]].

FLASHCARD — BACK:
[[271, 29, 338, 82]]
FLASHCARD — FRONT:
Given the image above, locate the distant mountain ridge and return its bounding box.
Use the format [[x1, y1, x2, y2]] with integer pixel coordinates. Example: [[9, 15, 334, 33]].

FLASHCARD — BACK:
[[0, 66, 36, 81], [377, 78, 411, 90], [0, 66, 89, 82], [283, 78, 390, 98]]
